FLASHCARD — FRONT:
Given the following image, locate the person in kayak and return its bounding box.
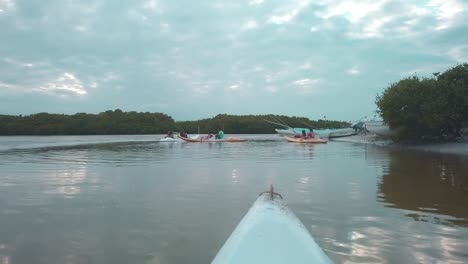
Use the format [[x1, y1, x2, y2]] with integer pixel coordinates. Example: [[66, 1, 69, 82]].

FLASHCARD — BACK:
[[180, 130, 188, 138], [307, 129, 315, 138], [216, 128, 225, 139], [301, 130, 307, 138], [203, 131, 214, 140], [165, 131, 174, 138]]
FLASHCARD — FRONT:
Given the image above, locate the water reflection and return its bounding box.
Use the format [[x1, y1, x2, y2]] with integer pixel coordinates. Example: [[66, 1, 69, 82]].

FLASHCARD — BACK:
[[378, 150, 468, 226], [1, 138, 468, 263]]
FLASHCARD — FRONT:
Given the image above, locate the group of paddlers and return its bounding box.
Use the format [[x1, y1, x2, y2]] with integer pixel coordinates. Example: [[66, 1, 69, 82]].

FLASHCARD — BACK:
[[294, 129, 315, 139]]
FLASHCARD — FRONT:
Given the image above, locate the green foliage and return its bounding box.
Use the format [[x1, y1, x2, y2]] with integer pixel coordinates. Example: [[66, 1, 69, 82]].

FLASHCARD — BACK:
[[176, 114, 349, 134], [0, 110, 175, 135], [0, 111, 349, 135], [376, 63, 468, 141]]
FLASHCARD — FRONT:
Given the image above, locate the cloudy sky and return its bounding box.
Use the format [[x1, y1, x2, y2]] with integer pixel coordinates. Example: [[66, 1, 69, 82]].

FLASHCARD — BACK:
[[0, 0, 467, 121]]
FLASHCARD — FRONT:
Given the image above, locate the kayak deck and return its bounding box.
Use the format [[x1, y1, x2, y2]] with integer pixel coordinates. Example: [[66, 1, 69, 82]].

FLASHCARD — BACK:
[[285, 136, 328, 143], [212, 187, 333, 264]]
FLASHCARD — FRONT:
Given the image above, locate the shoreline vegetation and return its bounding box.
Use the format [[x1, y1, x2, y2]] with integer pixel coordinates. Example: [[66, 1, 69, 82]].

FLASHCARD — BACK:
[[0, 111, 349, 136], [376, 63, 468, 142]]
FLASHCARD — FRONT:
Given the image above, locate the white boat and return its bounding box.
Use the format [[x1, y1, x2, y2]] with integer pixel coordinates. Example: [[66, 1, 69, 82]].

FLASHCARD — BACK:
[[275, 127, 310, 137], [364, 121, 392, 138], [212, 186, 333, 264], [327, 128, 357, 138], [266, 118, 357, 138], [276, 127, 356, 138]]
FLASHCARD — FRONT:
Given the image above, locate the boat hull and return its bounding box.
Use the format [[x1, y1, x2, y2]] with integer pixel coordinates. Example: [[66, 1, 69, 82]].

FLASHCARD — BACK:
[[365, 121, 392, 138], [212, 191, 333, 264], [285, 136, 328, 143], [328, 128, 357, 138], [275, 128, 309, 137], [276, 128, 356, 138], [177, 136, 247, 142]]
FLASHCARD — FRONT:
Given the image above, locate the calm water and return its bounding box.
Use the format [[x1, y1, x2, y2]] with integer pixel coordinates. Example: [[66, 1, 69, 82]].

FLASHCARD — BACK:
[[0, 135, 467, 264]]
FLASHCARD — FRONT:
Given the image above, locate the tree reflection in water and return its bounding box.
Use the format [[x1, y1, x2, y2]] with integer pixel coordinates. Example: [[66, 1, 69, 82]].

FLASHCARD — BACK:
[[378, 150, 468, 227]]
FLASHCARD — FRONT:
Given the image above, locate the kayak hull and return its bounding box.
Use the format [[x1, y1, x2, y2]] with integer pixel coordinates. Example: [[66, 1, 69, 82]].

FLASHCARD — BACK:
[[159, 135, 200, 142], [212, 191, 333, 264], [178, 136, 247, 142], [285, 136, 328, 143]]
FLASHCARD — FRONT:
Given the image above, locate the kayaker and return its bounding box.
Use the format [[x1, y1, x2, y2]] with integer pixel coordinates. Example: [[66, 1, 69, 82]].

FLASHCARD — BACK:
[[204, 131, 214, 140], [180, 130, 188, 138], [217, 128, 225, 139], [301, 130, 307, 138], [165, 131, 174, 138], [307, 129, 315, 138]]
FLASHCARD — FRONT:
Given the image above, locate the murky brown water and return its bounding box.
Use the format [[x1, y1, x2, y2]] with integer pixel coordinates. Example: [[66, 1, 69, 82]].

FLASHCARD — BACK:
[[0, 135, 467, 263]]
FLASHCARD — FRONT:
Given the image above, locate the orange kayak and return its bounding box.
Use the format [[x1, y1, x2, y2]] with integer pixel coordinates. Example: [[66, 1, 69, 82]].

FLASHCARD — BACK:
[[285, 136, 328, 144], [178, 136, 247, 142]]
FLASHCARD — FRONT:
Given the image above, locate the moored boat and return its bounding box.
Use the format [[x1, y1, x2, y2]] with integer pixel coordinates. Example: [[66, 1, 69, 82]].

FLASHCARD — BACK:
[[212, 186, 333, 264], [328, 128, 357, 138], [276, 127, 356, 138], [364, 121, 392, 138], [285, 136, 328, 143], [177, 136, 247, 143], [275, 127, 311, 137]]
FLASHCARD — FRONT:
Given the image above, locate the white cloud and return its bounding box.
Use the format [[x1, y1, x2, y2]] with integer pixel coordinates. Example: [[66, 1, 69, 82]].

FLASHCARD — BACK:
[[293, 78, 319, 86], [0, 0, 15, 13], [143, 0, 159, 12], [429, 0, 464, 30], [293, 78, 320, 94], [0, 81, 19, 90], [3, 57, 34, 68], [242, 20, 259, 31], [348, 65, 360, 75], [229, 84, 240, 90], [249, 0, 264, 6], [36, 73, 87, 96], [348, 16, 393, 39], [268, 0, 311, 24], [317, 0, 388, 24], [317, 0, 466, 38]]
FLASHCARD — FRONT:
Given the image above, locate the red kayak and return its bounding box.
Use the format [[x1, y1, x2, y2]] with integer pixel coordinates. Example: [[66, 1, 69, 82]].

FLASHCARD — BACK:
[[285, 136, 328, 144], [177, 136, 247, 143]]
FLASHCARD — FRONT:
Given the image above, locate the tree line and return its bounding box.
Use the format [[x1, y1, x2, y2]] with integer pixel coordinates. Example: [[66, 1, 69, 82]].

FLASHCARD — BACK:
[[0, 110, 350, 135], [376, 63, 468, 141]]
